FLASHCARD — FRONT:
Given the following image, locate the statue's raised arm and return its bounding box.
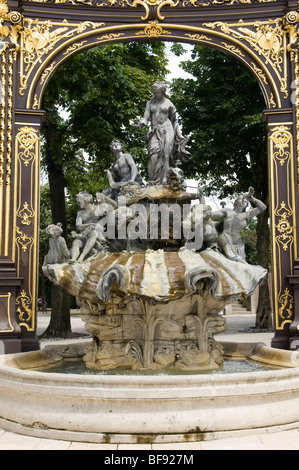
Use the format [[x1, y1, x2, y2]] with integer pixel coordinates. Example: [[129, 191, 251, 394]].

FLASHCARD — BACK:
[[245, 186, 267, 219]]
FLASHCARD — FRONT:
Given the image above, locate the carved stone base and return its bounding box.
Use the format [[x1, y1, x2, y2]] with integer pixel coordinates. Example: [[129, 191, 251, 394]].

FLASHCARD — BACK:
[[45, 247, 267, 371], [81, 293, 227, 371]]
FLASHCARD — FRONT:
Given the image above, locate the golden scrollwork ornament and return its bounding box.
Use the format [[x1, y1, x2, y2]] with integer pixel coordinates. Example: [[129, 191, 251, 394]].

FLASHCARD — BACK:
[[275, 201, 294, 252], [269, 125, 292, 166], [16, 126, 39, 165], [16, 289, 33, 324]]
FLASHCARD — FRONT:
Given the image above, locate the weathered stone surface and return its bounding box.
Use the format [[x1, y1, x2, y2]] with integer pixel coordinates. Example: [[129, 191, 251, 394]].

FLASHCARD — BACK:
[[48, 248, 266, 304], [46, 248, 266, 371]]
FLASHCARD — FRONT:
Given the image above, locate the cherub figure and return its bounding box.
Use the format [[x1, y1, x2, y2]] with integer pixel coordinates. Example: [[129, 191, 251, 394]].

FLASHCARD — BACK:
[[42, 223, 69, 278], [182, 186, 218, 250], [69, 191, 118, 263]]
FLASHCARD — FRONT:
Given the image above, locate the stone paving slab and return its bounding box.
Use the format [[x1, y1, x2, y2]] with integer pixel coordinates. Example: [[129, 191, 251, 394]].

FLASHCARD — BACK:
[[0, 428, 299, 450]]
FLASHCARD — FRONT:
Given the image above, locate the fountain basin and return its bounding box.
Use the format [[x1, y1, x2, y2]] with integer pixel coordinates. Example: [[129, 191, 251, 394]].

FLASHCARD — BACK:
[[1, 341, 299, 443]]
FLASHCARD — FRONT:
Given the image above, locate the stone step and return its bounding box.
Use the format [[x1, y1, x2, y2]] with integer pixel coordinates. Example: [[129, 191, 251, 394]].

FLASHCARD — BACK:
[[231, 306, 249, 312], [225, 301, 251, 315]]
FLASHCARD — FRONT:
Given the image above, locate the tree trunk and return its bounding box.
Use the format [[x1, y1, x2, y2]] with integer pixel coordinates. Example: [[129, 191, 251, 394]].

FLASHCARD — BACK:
[[255, 198, 273, 330], [45, 127, 68, 239], [40, 114, 73, 339], [41, 271, 47, 313], [255, 276, 273, 330], [248, 148, 273, 331], [39, 284, 73, 338]]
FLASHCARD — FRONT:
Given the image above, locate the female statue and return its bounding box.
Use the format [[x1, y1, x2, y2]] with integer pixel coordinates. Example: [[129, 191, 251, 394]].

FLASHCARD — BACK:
[[104, 139, 143, 199], [131, 81, 191, 185], [106, 139, 142, 187]]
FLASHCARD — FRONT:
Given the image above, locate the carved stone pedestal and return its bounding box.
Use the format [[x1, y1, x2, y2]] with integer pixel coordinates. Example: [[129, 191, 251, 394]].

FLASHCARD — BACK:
[[45, 247, 267, 372], [82, 294, 226, 371]]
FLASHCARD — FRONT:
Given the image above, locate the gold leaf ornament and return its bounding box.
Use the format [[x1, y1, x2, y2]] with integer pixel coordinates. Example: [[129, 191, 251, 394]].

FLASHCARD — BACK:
[[270, 125, 292, 164], [0, 0, 9, 19]]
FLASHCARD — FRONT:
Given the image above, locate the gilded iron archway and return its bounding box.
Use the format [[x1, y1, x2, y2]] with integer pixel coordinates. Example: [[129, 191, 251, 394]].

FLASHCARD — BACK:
[[1, 0, 299, 352]]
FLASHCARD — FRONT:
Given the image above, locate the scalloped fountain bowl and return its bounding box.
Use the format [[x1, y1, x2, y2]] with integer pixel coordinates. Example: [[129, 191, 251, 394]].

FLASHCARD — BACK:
[[1, 340, 299, 444]]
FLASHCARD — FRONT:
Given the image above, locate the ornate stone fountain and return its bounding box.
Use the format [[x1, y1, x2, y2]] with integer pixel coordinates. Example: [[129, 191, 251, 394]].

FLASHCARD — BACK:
[[43, 81, 267, 372], [1, 82, 299, 444]]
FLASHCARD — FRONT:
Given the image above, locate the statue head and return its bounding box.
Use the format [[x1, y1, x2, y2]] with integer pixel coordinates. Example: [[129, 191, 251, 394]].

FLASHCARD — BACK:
[[110, 139, 124, 154], [96, 191, 105, 204], [76, 191, 93, 208], [151, 81, 167, 97], [233, 195, 248, 213], [46, 222, 63, 239]]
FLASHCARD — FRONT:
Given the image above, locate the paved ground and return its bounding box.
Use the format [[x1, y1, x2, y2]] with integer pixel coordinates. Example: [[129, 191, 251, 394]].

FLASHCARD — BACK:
[[1, 313, 299, 450]]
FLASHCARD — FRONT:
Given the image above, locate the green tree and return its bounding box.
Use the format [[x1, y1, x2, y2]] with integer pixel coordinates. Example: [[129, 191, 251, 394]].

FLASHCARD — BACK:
[[170, 45, 271, 329], [40, 42, 168, 338]]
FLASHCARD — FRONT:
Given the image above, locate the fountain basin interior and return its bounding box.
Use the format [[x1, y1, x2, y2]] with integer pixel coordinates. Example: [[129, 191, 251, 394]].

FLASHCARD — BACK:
[[1, 340, 299, 444]]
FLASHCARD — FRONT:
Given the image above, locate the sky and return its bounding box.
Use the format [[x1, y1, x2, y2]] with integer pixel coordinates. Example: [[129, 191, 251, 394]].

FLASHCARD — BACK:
[[165, 43, 194, 81]]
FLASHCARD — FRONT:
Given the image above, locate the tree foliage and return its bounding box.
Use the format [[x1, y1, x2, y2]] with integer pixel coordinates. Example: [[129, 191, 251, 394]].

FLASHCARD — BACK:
[[39, 42, 169, 336], [170, 46, 268, 201]]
